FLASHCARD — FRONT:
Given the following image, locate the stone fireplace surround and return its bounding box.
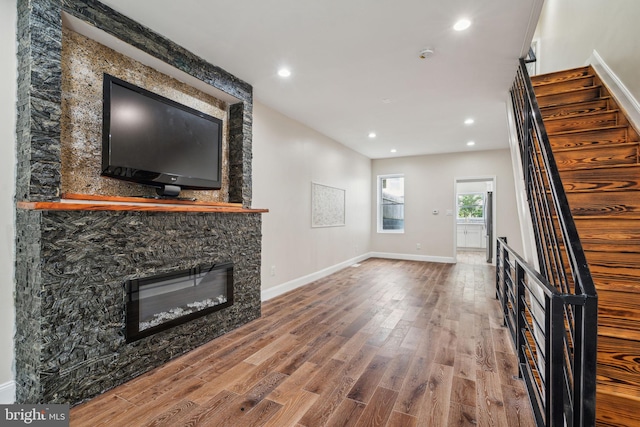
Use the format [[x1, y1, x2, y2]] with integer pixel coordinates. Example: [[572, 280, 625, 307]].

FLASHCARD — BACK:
[[15, 0, 261, 404]]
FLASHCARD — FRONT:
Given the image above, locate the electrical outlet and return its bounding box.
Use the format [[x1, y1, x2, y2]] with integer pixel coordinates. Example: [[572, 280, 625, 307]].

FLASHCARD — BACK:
[[416, 243, 421, 250], [270, 265, 276, 277]]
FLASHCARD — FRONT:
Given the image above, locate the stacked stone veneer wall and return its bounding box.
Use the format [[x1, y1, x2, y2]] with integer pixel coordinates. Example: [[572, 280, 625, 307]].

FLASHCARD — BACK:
[[16, 210, 262, 403], [15, 0, 260, 404]]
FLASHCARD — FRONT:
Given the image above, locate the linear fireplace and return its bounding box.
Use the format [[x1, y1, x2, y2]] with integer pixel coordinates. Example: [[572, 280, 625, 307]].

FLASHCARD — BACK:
[[125, 262, 234, 342]]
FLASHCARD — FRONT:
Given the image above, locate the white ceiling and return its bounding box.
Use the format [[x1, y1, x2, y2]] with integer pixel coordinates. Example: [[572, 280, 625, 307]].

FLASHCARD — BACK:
[[99, 0, 543, 159]]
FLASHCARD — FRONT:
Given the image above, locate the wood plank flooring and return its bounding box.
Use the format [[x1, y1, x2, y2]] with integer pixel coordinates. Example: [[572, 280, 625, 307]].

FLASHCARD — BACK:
[[70, 254, 535, 426]]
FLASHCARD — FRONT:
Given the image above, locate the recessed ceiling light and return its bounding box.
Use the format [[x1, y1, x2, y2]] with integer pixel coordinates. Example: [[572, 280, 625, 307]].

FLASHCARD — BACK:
[[368, 132, 377, 138], [464, 118, 475, 125], [277, 68, 291, 78], [390, 149, 397, 153], [453, 19, 471, 31], [467, 141, 476, 146]]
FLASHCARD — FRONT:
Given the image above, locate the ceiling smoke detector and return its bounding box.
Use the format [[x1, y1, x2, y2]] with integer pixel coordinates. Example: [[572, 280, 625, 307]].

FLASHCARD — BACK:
[[419, 48, 435, 59]]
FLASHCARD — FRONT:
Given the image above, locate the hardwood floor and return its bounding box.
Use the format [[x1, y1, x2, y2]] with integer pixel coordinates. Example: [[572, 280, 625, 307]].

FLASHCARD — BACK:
[[70, 255, 535, 426]]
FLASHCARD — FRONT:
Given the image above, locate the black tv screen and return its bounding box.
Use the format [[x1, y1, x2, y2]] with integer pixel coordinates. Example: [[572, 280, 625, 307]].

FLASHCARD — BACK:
[[102, 74, 222, 195]]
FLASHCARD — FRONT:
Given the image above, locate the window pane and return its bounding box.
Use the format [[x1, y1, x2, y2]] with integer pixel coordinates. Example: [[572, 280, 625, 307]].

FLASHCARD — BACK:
[[457, 193, 484, 219], [380, 176, 404, 231]]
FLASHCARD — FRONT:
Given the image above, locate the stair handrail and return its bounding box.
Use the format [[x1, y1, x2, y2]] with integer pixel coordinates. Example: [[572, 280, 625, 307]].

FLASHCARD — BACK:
[[496, 237, 589, 426], [518, 58, 596, 297], [503, 57, 598, 426]]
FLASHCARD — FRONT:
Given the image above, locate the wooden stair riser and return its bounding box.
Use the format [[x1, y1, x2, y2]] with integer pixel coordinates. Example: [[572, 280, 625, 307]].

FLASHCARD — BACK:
[[533, 76, 595, 97], [566, 191, 640, 217], [597, 335, 640, 395], [591, 266, 640, 283], [536, 86, 602, 108], [553, 144, 638, 170], [540, 99, 611, 119], [560, 165, 640, 192], [597, 288, 640, 332], [544, 126, 628, 149], [531, 66, 591, 86], [597, 388, 640, 427], [573, 218, 640, 253], [591, 277, 639, 295], [544, 111, 618, 134]]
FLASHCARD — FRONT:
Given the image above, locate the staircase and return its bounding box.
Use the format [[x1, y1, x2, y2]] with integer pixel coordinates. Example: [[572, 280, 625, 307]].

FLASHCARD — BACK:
[[531, 66, 640, 427]]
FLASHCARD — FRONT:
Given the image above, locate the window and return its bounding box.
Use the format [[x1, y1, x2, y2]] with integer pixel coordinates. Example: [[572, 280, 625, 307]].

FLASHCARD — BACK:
[[378, 174, 404, 232], [457, 192, 485, 222]]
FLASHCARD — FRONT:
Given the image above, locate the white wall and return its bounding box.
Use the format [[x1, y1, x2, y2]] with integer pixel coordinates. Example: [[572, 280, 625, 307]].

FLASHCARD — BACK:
[[0, 0, 16, 400], [252, 101, 371, 296], [457, 181, 491, 195], [535, 0, 640, 100], [371, 149, 523, 259]]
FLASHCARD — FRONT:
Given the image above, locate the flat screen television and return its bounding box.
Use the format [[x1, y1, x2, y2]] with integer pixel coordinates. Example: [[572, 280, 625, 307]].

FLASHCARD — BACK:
[[102, 73, 223, 197]]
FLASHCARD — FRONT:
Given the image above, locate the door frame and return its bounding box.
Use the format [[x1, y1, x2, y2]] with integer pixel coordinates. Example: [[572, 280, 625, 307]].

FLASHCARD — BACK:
[[453, 175, 497, 264]]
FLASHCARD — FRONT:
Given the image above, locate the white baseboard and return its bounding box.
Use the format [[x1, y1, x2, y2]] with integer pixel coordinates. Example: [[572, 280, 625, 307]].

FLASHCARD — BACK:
[[261, 253, 371, 301], [369, 252, 455, 264], [261, 251, 455, 301], [0, 380, 15, 404], [588, 49, 640, 130]]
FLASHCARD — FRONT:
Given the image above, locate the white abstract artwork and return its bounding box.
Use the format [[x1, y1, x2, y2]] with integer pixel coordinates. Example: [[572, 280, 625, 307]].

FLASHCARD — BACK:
[[311, 182, 346, 227]]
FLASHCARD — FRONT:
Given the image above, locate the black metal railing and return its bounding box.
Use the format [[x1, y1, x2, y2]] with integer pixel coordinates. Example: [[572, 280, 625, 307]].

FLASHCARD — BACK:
[[499, 55, 598, 426]]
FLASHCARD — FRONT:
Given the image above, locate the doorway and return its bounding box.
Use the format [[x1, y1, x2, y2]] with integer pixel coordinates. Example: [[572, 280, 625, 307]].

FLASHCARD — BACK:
[[454, 177, 496, 264]]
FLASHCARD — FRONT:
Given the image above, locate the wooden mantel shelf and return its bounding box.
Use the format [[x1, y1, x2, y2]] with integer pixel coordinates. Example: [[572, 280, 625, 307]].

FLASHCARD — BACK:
[[17, 193, 268, 214]]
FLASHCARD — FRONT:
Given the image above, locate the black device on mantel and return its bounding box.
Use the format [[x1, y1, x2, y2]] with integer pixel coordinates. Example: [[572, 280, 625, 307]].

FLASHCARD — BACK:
[[101, 73, 222, 197]]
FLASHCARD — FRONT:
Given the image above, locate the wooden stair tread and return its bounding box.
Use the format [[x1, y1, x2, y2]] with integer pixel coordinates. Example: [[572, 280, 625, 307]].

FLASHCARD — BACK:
[[598, 320, 640, 342], [593, 281, 640, 327], [540, 97, 612, 119], [535, 85, 600, 98], [586, 249, 640, 261], [562, 162, 640, 172], [560, 164, 640, 192], [567, 190, 640, 216], [597, 383, 640, 403], [596, 388, 640, 427], [533, 75, 596, 96], [544, 125, 629, 149], [574, 226, 640, 252], [543, 109, 618, 123], [544, 110, 619, 134], [545, 124, 627, 138], [599, 325, 640, 342], [597, 378, 640, 405], [553, 144, 638, 171], [532, 73, 594, 87], [597, 333, 640, 392], [581, 240, 640, 254], [535, 85, 602, 108], [530, 66, 591, 86], [585, 263, 640, 282], [574, 216, 640, 231], [592, 276, 640, 294], [597, 287, 640, 322], [549, 140, 634, 154], [569, 214, 640, 220], [598, 318, 640, 342]]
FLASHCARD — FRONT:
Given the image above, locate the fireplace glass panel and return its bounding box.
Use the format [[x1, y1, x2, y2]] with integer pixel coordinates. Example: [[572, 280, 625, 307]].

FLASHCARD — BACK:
[[126, 262, 233, 342]]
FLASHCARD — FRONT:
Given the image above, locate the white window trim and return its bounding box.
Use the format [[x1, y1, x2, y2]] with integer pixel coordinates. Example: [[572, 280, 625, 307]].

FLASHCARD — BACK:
[[377, 174, 405, 234]]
